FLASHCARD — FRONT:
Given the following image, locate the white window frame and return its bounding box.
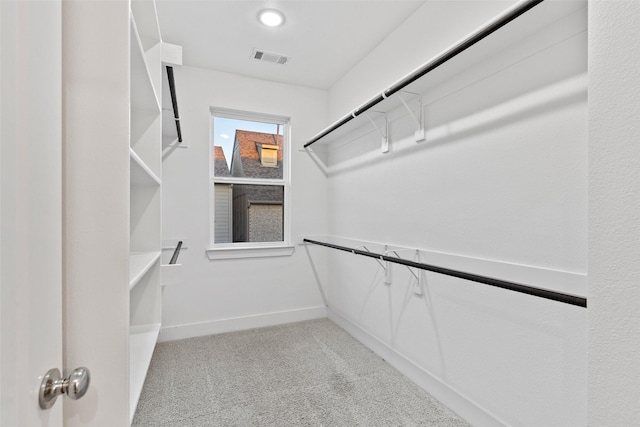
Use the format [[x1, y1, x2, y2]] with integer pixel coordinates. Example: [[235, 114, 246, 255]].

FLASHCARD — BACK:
[[207, 107, 293, 259]]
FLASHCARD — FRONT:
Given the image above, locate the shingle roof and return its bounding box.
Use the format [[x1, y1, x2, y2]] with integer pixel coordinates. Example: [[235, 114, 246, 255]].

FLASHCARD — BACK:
[[214, 146, 230, 176], [230, 130, 283, 179]]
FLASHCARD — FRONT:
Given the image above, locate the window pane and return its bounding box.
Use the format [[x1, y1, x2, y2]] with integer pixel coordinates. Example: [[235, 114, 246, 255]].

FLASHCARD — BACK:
[[214, 184, 284, 243], [213, 117, 284, 179]]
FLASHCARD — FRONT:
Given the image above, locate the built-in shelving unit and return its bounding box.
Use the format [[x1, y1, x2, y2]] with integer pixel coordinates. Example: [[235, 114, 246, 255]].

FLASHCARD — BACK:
[[129, 0, 163, 423]]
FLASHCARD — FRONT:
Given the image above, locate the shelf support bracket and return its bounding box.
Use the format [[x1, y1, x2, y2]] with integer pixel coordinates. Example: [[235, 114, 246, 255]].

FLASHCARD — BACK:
[[398, 92, 425, 143], [388, 249, 423, 296], [363, 112, 389, 153], [411, 250, 424, 297], [358, 246, 386, 271], [384, 245, 391, 286], [385, 258, 391, 286], [359, 245, 391, 285]]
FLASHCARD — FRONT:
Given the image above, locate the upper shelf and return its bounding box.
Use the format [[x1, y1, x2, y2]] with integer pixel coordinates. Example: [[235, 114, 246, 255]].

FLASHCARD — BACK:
[[131, 16, 161, 115], [130, 0, 161, 51], [303, 0, 586, 149], [130, 147, 161, 186]]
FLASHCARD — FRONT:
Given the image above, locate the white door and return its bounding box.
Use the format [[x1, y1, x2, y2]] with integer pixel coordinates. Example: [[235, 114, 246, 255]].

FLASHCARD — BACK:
[[1, 1, 64, 426], [62, 1, 131, 426], [3, 2, 138, 425]]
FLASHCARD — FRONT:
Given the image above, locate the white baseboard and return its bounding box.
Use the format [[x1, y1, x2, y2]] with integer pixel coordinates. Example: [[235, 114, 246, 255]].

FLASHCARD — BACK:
[[158, 305, 327, 342], [328, 307, 507, 427]]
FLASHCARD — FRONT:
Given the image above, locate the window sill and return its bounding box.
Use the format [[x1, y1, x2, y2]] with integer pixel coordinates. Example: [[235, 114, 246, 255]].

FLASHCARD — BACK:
[[206, 244, 295, 260]]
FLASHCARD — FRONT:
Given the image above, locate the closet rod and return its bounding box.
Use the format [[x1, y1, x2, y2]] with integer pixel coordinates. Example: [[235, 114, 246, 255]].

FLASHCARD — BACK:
[[303, 0, 544, 148], [303, 238, 587, 308], [169, 241, 183, 265], [166, 66, 182, 143]]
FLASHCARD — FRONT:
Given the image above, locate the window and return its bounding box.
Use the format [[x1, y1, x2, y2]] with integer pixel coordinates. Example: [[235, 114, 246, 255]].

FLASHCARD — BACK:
[[259, 144, 279, 167], [208, 108, 291, 258]]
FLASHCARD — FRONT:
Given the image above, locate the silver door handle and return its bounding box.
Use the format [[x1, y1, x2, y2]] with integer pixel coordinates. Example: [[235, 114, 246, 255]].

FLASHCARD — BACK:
[[39, 367, 90, 409]]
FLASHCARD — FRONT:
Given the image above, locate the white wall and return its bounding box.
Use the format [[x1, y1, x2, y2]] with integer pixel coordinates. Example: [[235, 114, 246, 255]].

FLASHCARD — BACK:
[[315, 1, 588, 426], [328, 0, 516, 123], [160, 66, 329, 340], [588, 1, 640, 425]]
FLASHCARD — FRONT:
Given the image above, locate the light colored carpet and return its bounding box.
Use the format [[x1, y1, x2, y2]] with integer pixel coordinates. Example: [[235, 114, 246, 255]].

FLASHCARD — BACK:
[[132, 318, 469, 426]]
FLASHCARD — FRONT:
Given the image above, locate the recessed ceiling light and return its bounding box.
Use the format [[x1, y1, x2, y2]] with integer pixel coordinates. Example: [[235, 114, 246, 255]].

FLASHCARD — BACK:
[[258, 9, 285, 27]]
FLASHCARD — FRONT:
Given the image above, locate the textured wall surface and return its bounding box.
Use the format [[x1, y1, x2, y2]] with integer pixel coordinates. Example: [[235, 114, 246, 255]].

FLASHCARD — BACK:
[[588, 1, 640, 424]]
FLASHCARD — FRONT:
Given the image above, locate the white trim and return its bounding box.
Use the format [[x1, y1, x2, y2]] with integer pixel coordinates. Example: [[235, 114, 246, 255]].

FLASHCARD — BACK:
[[158, 306, 327, 342], [161, 42, 182, 66], [212, 176, 285, 186], [206, 243, 295, 260], [328, 308, 507, 427], [209, 106, 289, 125]]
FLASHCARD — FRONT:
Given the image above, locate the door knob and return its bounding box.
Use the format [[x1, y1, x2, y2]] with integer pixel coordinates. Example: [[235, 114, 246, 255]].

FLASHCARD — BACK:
[[39, 367, 91, 409]]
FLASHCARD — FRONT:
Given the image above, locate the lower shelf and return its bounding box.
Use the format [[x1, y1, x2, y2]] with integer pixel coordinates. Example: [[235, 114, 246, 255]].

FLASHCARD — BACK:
[[130, 323, 161, 424]]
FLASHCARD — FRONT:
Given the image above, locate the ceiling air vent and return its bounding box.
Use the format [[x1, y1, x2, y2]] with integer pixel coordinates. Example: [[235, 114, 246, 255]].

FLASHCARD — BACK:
[[251, 49, 289, 65]]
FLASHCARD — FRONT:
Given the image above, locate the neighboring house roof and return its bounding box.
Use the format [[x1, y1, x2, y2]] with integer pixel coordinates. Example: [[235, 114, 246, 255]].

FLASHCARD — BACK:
[[230, 130, 283, 179], [214, 145, 230, 177]]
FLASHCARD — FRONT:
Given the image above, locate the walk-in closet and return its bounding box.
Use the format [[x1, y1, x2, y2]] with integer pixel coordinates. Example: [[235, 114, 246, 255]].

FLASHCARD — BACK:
[[2, 0, 639, 426]]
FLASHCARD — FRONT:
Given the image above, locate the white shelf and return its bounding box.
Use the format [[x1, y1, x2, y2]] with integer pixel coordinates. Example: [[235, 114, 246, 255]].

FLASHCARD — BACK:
[[130, 0, 161, 51], [129, 1, 163, 422], [130, 15, 160, 114], [129, 323, 161, 424], [130, 147, 161, 186], [129, 251, 161, 290], [305, 0, 586, 149]]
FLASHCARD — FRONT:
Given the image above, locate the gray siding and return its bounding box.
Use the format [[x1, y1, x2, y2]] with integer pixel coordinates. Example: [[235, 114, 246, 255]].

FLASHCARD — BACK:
[[214, 184, 232, 243]]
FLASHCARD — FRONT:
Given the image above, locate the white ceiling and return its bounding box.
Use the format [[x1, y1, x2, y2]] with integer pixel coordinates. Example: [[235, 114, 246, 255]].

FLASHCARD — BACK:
[[156, 1, 426, 90]]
